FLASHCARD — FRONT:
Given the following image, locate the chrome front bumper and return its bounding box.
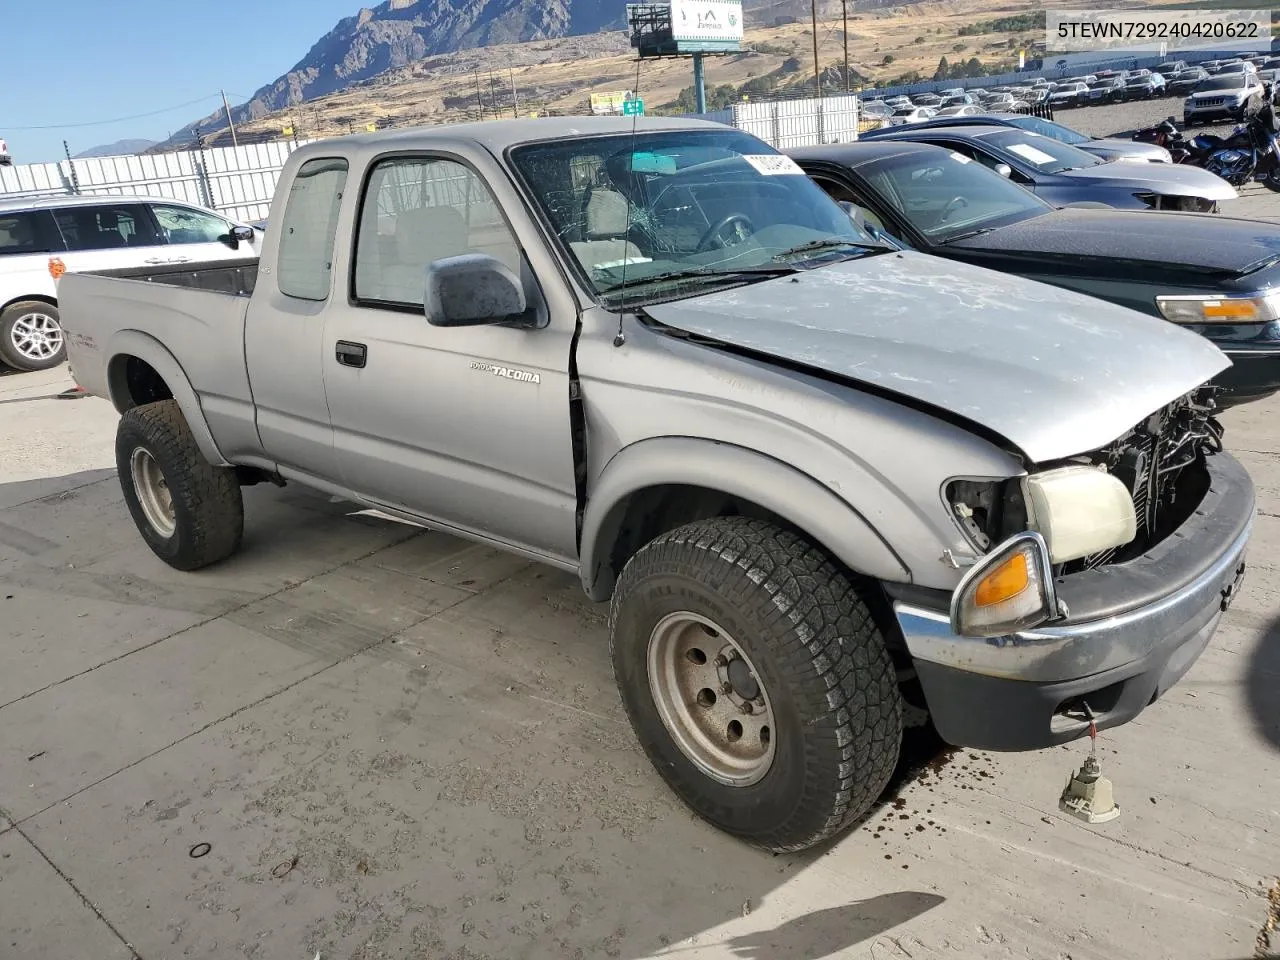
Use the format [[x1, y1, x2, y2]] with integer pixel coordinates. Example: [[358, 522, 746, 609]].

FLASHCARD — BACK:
[[895, 519, 1250, 683], [886, 451, 1254, 749]]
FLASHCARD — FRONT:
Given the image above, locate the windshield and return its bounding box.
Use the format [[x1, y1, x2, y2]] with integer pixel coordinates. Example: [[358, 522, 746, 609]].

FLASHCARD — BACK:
[[859, 150, 1050, 242], [1003, 115, 1090, 145], [1195, 76, 1248, 91], [982, 130, 1105, 173], [509, 129, 886, 304]]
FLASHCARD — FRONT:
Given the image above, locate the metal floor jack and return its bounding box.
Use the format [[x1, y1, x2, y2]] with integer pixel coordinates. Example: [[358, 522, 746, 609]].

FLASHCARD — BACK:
[[1059, 704, 1120, 824]]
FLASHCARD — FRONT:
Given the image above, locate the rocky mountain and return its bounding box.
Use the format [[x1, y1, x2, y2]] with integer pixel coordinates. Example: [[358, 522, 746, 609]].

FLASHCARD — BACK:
[[74, 138, 158, 159], [160, 0, 802, 149]]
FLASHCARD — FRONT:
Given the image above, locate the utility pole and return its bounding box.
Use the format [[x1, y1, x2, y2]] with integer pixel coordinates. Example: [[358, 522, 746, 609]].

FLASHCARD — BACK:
[[220, 90, 240, 149], [842, 0, 851, 93], [488, 71, 500, 116], [510, 68, 519, 118], [474, 69, 485, 120], [810, 0, 822, 99]]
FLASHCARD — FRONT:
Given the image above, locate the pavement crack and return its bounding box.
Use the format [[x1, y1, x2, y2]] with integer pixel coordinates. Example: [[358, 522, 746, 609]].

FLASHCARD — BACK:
[[0, 529, 425, 712], [969, 782, 1261, 899], [7, 823, 143, 959], [10, 536, 485, 829]]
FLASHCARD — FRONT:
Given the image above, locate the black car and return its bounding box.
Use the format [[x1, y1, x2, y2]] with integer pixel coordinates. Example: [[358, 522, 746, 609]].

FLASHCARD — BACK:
[[1085, 76, 1127, 103], [1168, 67, 1210, 96], [787, 140, 1280, 406]]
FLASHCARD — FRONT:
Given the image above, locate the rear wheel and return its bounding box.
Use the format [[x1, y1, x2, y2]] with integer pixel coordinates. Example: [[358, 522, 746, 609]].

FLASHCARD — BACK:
[[116, 399, 244, 570], [610, 517, 903, 853], [0, 301, 66, 371]]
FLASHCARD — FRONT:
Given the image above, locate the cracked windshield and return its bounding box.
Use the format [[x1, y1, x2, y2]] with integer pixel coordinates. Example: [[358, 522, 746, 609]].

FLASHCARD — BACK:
[[512, 129, 889, 301]]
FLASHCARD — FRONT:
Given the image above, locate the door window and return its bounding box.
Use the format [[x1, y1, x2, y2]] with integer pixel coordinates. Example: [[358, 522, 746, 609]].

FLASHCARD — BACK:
[[150, 204, 232, 245], [0, 210, 63, 255], [353, 156, 520, 307], [276, 157, 349, 302], [52, 204, 160, 251]]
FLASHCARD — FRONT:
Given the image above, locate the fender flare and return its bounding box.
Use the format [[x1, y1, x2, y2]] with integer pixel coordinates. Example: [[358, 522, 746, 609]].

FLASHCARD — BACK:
[[579, 437, 911, 601], [105, 330, 230, 466]]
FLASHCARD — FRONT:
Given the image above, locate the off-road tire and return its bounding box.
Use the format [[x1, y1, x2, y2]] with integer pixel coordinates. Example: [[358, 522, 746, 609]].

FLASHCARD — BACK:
[[116, 399, 243, 570], [0, 301, 66, 371], [609, 516, 903, 853]]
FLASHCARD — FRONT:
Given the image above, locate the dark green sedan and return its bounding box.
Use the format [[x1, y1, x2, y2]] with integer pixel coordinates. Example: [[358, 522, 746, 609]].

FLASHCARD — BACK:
[[789, 139, 1280, 407]]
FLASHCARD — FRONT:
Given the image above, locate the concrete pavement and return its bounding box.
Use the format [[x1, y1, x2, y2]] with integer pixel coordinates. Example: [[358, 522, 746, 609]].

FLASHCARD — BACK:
[[0, 366, 1276, 960]]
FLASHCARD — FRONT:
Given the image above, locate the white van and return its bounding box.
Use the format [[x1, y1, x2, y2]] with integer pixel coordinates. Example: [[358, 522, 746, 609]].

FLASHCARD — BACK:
[[0, 195, 261, 371]]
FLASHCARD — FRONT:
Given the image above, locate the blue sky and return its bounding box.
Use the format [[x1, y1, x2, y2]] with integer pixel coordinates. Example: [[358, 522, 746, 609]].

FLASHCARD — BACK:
[[2, 0, 363, 163]]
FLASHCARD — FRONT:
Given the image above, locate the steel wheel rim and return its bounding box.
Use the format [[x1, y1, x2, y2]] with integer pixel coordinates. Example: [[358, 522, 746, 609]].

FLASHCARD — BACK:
[[647, 611, 776, 786], [130, 447, 176, 538], [10, 312, 63, 362]]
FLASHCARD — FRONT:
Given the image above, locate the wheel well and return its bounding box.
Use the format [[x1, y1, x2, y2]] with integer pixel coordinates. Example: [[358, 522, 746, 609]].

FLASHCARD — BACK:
[[108, 355, 174, 410], [598, 484, 806, 597], [596, 483, 911, 660], [1, 294, 56, 314]]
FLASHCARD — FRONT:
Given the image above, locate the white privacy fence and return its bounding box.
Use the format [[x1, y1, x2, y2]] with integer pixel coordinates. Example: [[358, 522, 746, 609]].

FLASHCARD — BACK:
[[685, 94, 862, 148], [0, 140, 313, 223]]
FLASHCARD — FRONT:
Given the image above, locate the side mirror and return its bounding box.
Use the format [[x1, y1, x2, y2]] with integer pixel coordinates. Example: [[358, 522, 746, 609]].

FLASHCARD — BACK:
[[225, 224, 256, 249], [994, 163, 1013, 178], [425, 253, 529, 327]]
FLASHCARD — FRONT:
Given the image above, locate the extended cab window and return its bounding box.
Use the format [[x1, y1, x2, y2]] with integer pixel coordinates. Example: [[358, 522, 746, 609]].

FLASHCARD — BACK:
[[0, 211, 62, 256], [353, 156, 519, 307], [277, 157, 349, 301], [53, 204, 160, 250], [151, 204, 231, 245]]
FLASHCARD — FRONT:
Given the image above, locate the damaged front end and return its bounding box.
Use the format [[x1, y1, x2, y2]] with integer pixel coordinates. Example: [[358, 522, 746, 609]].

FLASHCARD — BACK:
[[1060, 387, 1224, 573], [948, 386, 1225, 579]]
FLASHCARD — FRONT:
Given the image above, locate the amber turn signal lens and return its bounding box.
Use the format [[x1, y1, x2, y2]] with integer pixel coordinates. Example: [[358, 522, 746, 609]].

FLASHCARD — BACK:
[[973, 551, 1029, 608], [48, 257, 66, 280]]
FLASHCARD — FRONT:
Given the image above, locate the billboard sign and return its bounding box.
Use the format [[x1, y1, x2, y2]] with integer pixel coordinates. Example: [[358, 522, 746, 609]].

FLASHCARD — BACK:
[[590, 91, 635, 114], [671, 0, 743, 53]]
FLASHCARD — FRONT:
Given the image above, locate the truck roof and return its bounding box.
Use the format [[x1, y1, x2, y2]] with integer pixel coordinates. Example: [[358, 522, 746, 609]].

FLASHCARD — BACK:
[[288, 115, 727, 158]]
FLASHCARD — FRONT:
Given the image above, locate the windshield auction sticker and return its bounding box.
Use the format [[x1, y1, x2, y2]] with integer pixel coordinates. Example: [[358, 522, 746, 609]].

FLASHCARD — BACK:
[[743, 155, 805, 175], [1046, 9, 1271, 52]]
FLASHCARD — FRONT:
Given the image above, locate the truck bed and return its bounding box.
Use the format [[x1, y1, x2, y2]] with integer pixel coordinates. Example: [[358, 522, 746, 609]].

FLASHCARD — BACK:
[[86, 257, 259, 296]]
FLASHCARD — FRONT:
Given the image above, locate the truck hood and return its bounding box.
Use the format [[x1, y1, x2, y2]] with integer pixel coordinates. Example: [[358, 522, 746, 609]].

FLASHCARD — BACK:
[[644, 251, 1229, 463], [1060, 159, 1238, 200], [946, 207, 1280, 276]]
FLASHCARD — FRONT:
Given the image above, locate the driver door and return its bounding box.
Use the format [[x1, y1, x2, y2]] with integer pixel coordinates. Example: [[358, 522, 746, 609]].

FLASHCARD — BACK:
[[323, 152, 579, 563]]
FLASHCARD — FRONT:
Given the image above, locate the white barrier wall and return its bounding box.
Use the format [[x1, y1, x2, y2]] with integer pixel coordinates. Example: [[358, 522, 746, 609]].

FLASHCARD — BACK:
[[0, 140, 312, 223], [684, 95, 861, 147]]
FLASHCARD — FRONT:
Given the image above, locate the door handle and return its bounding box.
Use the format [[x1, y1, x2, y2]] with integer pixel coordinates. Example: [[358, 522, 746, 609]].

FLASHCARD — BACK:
[[335, 340, 367, 368]]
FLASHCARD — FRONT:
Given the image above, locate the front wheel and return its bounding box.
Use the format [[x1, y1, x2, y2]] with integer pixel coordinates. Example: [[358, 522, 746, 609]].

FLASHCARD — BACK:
[[0, 301, 66, 371], [610, 517, 903, 853], [116, 399, 244, 570]]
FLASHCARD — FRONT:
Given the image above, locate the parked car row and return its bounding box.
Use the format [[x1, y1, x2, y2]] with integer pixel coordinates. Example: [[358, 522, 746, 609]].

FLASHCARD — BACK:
[[54, 116, 1258, 856], [861, 51, 1280, 120], [0, 196, 262, 371]]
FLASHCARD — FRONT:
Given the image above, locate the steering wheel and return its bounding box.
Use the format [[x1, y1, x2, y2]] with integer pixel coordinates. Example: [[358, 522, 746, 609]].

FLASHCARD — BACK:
[[939, 196, 969, 223], [696, 214, 755, 252]]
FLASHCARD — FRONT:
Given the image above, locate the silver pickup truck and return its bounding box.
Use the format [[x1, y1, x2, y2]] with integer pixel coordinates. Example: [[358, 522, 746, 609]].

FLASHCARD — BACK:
[[60, 117, 1254, 853]]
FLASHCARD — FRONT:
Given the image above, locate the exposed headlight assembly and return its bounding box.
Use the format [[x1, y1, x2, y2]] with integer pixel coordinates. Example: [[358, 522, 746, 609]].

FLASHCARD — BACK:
[[948, 465, 1137, 637], [1022, 465, 1137, 564], [1156, 291, 1280, 324]]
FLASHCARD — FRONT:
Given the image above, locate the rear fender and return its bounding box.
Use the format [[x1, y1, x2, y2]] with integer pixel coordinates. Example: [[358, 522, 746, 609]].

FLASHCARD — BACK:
[[106, 329, 229, 466], [579, 437, 910, 601]]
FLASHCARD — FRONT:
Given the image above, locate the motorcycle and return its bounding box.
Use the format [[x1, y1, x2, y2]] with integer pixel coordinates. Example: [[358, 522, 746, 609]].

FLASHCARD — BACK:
[[1133, 116, 1192, 163], [1133, 112, 1280, 188]]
